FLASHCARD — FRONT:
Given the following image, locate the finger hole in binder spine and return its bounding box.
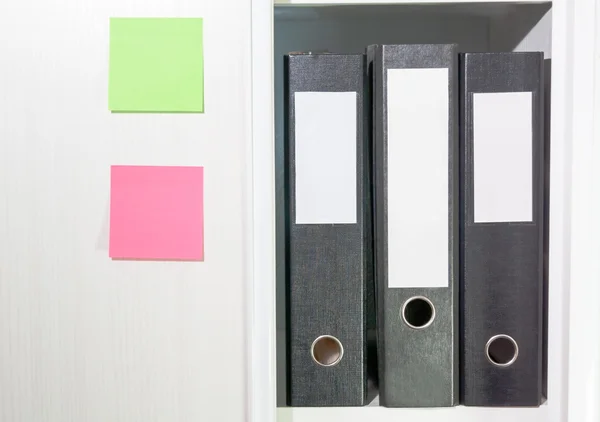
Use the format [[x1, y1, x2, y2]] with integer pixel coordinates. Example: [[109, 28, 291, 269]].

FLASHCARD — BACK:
[[311, 335, 344, 367], [401, 296, 436, 329], [485, 334, 519, 367]]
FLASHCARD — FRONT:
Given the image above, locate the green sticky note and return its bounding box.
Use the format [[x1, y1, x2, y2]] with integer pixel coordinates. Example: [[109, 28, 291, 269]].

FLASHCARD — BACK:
[[109, 18, 204, 113]]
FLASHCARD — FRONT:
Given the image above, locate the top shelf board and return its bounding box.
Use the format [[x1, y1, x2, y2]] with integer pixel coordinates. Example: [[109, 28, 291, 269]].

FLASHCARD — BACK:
[[274, 0, 552, 20]]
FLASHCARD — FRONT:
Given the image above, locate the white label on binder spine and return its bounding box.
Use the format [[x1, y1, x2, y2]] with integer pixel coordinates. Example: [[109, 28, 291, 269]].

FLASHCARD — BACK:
[[473, 92, 533, 223], [387, 68, 449, 288], [294, 91, 357, 225]]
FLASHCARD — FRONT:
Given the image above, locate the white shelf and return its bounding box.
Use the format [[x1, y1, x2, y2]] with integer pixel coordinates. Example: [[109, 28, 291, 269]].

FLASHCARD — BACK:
[[271, 1, 561, 421], [250, 0, 600, 419], [275, 0, 550, 5], [278, 404, 554, 422]]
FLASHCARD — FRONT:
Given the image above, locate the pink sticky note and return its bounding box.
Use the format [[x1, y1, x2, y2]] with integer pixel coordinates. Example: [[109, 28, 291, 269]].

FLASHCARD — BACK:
[[109, 165, 204, 260]]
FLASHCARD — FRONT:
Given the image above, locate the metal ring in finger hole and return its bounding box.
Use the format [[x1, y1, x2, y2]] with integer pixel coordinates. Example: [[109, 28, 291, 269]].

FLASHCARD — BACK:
[[401, 296, 436, 329], [310, 335, 344, 367], [485, 334, 519, 367]]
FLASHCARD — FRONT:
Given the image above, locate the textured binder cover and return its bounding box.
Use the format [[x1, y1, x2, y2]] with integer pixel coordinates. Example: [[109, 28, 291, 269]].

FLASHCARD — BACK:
[[368, 44, 459, 407], [460, 52, 545, 406], [285, 53, 376, 406]]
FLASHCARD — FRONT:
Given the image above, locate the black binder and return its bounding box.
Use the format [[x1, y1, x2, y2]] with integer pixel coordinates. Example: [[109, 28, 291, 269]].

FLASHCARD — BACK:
[[285, 52, 376, 406], [368, 44, 459, 407], [460, 52, 546, 406]]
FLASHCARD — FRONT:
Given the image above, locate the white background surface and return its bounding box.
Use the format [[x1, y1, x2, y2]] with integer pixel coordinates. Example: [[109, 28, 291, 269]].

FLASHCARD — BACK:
[[294, 92, 357, 225], [0, 0, 252, 421], [2, 0, 598, 421], [387, 67, 449, 288], [473, 92, 533, 223]]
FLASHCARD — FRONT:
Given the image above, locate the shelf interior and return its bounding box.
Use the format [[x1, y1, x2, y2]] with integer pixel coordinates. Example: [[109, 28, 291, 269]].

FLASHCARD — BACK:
[[274, 2, 552, 417]]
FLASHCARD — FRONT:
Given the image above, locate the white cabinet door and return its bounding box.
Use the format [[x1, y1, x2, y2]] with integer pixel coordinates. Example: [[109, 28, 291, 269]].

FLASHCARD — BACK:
[[0, 1, 252, 421]]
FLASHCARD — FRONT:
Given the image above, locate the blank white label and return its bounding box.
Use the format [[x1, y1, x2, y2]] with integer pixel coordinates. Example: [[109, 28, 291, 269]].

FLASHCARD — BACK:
[[294, 92, 357, 224], [387, 68, 449, 289], [473, 92, 533, 223]]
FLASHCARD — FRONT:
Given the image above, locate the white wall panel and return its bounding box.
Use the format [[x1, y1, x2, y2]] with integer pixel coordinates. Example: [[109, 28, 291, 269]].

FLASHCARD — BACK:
[[0, 1, 252, 421]]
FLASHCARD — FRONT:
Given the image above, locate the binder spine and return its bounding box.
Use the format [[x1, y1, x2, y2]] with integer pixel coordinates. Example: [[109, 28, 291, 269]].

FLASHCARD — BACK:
[[285, 53, 374, 406], [370, 44, 459, 407], [460, 52, 545, 406]]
